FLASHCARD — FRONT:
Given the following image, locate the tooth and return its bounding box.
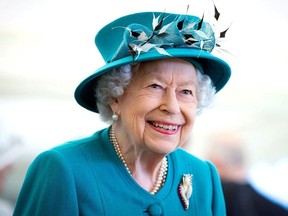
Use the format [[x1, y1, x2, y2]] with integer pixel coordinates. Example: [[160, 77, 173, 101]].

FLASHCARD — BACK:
[[151, 122, 178, 130]]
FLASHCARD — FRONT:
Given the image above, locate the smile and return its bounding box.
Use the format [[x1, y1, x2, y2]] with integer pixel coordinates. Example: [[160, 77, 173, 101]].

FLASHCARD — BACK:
[[149, 121, 179, 131]]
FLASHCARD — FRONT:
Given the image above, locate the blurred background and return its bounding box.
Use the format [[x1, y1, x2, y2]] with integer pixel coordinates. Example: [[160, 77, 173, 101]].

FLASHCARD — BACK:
[[1, 0, 288, 214]]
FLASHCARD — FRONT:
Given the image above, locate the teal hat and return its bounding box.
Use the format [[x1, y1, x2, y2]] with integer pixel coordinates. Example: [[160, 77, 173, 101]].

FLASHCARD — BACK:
[[75, 11, 231, 113]]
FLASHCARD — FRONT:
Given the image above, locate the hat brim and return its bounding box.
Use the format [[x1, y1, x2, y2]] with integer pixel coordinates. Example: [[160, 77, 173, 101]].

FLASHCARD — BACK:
[[74, 47, 231, 113]]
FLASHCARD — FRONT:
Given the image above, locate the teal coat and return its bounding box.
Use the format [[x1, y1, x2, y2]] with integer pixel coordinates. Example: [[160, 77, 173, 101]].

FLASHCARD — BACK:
[[13, 127, 226, 216]]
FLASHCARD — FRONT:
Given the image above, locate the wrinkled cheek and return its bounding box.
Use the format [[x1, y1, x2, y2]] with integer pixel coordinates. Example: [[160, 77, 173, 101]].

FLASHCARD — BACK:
[[179, 132, 191, 147], [180, 119, 196, 145], [129, 116, 146, 139]]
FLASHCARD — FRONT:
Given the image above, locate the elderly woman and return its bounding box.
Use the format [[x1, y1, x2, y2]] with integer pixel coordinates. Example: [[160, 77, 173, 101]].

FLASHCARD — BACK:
[[14, 9, 231, 216]]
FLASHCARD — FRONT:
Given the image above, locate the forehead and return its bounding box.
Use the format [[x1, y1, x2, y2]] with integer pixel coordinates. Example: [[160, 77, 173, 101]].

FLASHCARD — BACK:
[[133, 58, 198, 83]]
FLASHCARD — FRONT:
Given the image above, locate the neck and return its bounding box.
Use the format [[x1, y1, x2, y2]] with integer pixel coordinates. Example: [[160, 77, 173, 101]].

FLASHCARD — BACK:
[[109, 127, 168, 194]]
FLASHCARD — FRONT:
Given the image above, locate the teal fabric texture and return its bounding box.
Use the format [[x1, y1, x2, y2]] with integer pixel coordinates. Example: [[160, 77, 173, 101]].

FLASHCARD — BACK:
[[13, 127, 226, 216]]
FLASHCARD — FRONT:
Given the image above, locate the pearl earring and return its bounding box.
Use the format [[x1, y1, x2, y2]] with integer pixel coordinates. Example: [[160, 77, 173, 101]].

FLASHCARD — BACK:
[[112, 113, 119, 121]]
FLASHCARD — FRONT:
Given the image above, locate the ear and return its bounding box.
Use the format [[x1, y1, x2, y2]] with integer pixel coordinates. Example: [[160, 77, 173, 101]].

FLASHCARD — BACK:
[[109, 97, 121, 115]]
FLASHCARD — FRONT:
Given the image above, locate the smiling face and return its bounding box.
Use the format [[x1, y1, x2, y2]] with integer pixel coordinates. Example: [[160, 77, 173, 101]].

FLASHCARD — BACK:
[[111, 58, 198, 155]]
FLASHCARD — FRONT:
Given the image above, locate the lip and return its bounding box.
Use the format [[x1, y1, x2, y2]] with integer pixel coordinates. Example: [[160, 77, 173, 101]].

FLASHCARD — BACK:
[[148, 121, 181, 135]]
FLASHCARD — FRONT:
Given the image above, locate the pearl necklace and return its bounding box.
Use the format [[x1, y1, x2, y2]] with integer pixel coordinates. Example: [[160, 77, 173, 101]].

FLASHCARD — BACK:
[[109, 128, 168, 195]]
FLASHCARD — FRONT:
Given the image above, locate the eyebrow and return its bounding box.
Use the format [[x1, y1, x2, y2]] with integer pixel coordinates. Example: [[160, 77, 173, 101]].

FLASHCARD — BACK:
[[149, 73, 196, 86], [178, 79, 197, 86]]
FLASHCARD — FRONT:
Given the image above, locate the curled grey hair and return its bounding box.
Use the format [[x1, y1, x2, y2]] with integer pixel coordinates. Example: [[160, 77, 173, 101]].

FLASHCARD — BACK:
[[95, 63, 216, 123]]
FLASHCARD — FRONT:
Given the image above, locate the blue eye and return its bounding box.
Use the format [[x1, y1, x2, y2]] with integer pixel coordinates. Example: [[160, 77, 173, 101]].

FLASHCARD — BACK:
[[150, 84, 162, 89], [182, 89, 193, 95]]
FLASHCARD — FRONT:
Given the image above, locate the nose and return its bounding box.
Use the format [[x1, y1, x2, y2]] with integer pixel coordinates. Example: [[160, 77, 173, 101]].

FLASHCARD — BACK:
[[159, 88, 180, 114]]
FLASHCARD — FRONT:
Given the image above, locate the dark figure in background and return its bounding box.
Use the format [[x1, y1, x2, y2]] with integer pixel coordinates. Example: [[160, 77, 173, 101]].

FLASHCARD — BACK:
[[204, 131, 288, 216], [222, 181, 288, 216]]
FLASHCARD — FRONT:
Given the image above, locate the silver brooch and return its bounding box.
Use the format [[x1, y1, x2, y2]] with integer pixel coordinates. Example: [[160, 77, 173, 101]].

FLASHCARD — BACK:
[[178, 174, 193, 210]]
